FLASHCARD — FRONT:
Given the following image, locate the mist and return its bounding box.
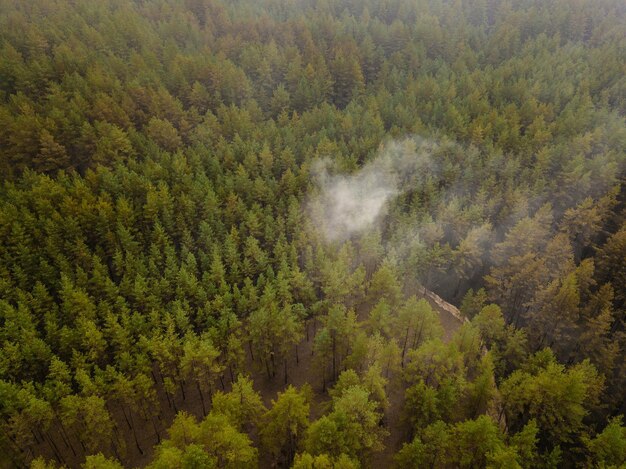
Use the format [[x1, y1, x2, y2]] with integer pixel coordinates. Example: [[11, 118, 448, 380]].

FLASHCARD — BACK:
[[309, 138, 442, 243], [309, 133, 624, 300]]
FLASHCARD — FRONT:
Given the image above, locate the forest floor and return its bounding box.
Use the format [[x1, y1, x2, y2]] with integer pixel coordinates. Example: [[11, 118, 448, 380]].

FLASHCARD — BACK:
[[32, 290, 463, 469], [369, 291, 464, 468], [248, 289, 464, 468]]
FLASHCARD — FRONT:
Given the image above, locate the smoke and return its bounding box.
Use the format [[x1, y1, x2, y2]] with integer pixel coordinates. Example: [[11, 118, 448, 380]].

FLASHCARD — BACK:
[[309, 138, 440, 242], [308, 132, 624, 299], [309, 159, 396, 242]]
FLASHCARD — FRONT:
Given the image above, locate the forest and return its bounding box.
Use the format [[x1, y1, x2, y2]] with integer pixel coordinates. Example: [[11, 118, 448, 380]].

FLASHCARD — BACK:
[[0, 0, 625, 467]]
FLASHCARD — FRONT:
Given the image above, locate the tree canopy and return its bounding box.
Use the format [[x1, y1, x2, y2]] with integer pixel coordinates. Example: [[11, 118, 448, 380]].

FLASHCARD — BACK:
[[0, 0, 624, 467]]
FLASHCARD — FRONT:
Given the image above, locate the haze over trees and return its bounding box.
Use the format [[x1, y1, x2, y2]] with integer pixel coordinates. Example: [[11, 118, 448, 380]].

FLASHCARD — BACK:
[[0, 0, 624, 467]]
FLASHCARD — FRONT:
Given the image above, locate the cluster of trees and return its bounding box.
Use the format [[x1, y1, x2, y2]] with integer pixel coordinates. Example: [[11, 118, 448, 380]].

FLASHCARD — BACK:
[[0, 0, 624, 467]]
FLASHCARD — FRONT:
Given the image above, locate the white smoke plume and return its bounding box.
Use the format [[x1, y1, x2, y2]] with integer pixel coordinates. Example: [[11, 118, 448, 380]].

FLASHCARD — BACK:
[[311, 161, 396, 242], [308, 130, 624, 303], [309, 132, 624, 253], [309, 138, 440, 242]]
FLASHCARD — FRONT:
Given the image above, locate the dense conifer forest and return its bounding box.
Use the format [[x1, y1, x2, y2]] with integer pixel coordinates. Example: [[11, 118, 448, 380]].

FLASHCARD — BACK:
[[0, 0, 625, 467]]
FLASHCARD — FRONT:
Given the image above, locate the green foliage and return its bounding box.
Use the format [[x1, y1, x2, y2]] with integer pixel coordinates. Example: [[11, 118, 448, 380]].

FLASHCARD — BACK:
[[395, 421, 451, 469], [583, 416, 626, 468], [395, 296, 444, 366], [292, 452, 359, 469], [180, 333, 222, 415], [396, 416, 533, 469], [82, 454, 124, 469], [403, 380, 441, 430], [306, 383, 388, 462], [260, 385, 311, 466], [210, 375, 265, 431], [449, 415, 507, 468], [248, 286, 304, 380], [30, 458, 63, 469], [0, 0, 624, 467], [314, 304, 358, 384], [501, 350, 604, 450], [149, 411, 257, 469], [460, 288, 488, 319]]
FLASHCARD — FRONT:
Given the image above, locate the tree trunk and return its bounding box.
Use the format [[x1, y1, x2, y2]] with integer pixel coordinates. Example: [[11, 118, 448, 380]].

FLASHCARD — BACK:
[[129, 409, 144, 455], [265, 358, 272, 379], [113, 440, 122, 461], [43, 431, 63, 465], [121, 403, 132, 430], [56, 415, 76, 456], [179, 379, 186, 401], [196, 381, 207, 416], [77, 434, 87, 453], [152, 417, 161, 443], [401, 325, 410, 368], [413, 319, 425, 349], [164, 387, 173, 410], [248, 340, 255, 361], [332, 333, 337, 380]]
